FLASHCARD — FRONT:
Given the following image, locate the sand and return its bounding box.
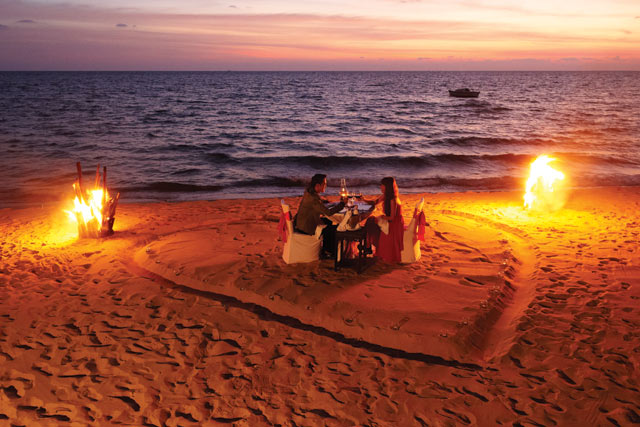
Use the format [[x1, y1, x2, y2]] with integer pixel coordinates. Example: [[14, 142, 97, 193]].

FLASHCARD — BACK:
[[0, 187, 638, 426]]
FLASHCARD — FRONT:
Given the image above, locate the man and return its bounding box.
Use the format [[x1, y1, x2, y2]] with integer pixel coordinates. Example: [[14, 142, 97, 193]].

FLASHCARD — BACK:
[[294, 174, 345, 257]]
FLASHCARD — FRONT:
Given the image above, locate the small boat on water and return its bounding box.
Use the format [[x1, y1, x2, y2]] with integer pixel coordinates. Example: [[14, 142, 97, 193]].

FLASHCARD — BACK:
[[449, 88, 480, 98]]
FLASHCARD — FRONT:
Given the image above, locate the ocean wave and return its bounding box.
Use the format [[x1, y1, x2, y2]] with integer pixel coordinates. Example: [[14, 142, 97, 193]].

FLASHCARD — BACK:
[[284, 129, 334, 137], [53, 129, 79, 137], [118, 174, 640, 196], [393, 100, 434, 106], [449, 100, 512, 114], [159, 143, 208, 153], [557, 152, 640, 166], [215, 153, 529, 168], [280, 175, 522, 191], [234, 176, 308, 188], [578, 174, 640, 187], [121, 182, 223, 193], [401, 176, 521, 191], [170, 168, 202, 176], [236, 151, 640, 170], [217, 131, 247, 139], [206, 152, 236, 162], [376, 127, 419, 135], [117, 177, 306, 194], [437, 136, 549, 147]]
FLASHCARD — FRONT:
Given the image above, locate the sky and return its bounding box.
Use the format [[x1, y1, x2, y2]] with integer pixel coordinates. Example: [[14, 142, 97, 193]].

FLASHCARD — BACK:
[[0, 0, 639, 70]]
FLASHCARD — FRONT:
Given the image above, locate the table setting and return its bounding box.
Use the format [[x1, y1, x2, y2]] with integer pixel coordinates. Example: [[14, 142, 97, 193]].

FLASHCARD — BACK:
[[323, 179, 376, 271]]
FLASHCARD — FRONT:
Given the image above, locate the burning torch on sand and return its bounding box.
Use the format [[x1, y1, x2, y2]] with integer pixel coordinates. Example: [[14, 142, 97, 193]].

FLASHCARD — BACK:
[[524, 155, 566, 212], [65, 162, 120, 238]]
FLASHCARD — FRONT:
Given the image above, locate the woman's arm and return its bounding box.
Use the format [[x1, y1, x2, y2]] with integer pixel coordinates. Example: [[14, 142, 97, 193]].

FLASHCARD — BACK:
[[365, 195, 383, 206]]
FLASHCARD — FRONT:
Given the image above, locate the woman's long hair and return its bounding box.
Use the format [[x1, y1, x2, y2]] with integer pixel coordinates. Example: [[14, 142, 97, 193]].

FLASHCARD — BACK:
[[307, 173, 326, 195], [381, 177, 399, 216]]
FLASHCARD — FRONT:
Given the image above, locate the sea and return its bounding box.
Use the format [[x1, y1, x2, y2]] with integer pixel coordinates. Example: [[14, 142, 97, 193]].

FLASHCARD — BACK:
[[1, 71, 639, 208]]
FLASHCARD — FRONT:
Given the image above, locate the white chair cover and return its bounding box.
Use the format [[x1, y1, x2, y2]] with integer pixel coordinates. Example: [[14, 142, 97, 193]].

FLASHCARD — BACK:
[[280, 200, 323, 264], [401, 197, 424, 264]]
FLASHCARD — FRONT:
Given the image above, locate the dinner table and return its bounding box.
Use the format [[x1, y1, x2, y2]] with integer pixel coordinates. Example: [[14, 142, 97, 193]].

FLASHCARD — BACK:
[[325, 199, 376, 273]]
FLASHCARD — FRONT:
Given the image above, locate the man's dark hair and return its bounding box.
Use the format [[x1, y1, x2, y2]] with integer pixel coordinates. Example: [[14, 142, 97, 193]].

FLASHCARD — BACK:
[[307, 174, 327, 194]]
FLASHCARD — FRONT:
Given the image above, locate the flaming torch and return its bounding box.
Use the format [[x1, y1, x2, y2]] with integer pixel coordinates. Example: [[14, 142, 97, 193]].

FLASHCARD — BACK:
[[65, 162, 120, 238], [524, 155, 565, 211]]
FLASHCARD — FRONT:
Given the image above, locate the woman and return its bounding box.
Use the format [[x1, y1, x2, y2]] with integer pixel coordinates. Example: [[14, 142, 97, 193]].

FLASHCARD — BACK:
[[364, 177, 404, 263]]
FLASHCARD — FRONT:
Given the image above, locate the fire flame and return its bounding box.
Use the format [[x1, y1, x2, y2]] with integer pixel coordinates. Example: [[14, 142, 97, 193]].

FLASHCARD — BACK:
[[66, 185, 107, 228], [524, 155, 565, 210], [64, 163, 119, 239], [64, 182, 109, 238]]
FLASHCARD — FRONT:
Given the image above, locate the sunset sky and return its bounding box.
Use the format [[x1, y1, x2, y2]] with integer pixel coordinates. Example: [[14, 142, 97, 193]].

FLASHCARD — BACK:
[[1, 0, 639, 70]]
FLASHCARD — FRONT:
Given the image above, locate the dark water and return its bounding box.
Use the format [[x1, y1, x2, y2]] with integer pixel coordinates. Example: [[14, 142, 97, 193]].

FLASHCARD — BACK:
[[1, 71, 639, 207]]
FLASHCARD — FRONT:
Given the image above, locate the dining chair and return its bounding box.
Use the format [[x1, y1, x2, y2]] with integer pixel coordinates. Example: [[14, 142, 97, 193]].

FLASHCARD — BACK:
[[401, 197, 426, 263], [279, 200, 324, 264]]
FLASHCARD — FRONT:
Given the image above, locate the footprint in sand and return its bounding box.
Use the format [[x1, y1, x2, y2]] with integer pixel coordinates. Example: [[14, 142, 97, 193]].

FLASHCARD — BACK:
[[343, 311, 363, 327], [390, 317, 410, 331]]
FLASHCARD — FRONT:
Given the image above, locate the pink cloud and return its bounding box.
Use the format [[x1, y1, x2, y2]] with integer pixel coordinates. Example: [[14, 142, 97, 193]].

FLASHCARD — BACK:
[[0, 0, 638, 70]]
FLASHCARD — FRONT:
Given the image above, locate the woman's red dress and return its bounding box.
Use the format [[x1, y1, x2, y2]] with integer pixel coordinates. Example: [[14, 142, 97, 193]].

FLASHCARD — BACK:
[[376, 203, 404, 263]]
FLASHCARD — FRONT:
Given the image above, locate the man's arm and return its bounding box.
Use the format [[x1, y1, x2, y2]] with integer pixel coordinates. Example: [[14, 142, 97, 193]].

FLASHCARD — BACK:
[[327, 200, 345, 215], [312, 196, 344, 217]]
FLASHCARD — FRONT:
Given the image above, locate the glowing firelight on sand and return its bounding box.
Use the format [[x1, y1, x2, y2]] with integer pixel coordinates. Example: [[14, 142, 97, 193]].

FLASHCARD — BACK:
[[524, 155, 565, 211]]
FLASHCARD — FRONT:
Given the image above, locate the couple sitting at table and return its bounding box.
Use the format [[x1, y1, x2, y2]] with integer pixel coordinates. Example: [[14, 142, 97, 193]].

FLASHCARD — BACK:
[[293, 174, 404, 263]]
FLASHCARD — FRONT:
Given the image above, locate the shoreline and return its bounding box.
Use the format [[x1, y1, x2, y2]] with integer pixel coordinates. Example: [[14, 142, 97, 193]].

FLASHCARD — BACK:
[[4, 182, 640, 210], [1, 186, 638, 425]]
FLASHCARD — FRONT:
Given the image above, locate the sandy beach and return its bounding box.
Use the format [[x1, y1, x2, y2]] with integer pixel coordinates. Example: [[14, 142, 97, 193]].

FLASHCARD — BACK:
[[1, 187, 638, 426]]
